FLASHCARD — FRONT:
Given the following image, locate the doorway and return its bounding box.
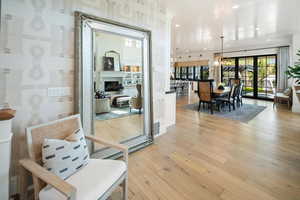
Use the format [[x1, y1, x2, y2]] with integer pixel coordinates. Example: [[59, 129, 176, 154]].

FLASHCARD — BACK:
[[222, 55, 277, 100]]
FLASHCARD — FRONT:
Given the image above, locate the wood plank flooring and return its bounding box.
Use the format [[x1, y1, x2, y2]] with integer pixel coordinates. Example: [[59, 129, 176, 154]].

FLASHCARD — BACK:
[[94, 114, 143, 149], [122, 94, 300, 200]]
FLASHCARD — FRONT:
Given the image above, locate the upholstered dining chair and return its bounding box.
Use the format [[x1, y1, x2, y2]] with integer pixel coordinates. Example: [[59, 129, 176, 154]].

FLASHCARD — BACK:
[[19, 114, 128, 200], [216, 84, 237, 112], [197, 80, 217, 114], [229, 78, 241, 86], [129, 84, 142, 114], [236, 83, 244, 107]]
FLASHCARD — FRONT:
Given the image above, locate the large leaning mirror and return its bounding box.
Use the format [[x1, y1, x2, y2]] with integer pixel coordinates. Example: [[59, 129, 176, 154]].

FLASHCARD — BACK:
[[75, 12, 153, 158]]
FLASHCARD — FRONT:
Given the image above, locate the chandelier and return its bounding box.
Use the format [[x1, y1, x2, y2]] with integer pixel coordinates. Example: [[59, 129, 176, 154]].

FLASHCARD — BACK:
[[214, 35, 224, 66]]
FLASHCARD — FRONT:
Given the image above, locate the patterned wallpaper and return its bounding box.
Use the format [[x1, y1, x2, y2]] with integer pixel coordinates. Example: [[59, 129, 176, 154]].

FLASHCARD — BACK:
[[0, 0, 170, 178]]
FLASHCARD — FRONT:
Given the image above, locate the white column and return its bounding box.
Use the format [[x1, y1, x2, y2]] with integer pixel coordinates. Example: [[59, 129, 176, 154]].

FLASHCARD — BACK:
[[0, 119, 13, 200]]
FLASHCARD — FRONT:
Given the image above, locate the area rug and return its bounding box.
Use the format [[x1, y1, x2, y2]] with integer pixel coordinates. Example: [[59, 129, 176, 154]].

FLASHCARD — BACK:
[[95, 106, 140, 121], [183, 103, 266, 123]]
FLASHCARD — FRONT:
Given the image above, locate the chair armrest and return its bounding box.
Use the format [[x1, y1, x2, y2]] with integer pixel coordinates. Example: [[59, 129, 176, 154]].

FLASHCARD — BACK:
[[19, 159, 77, 200], [85, 135, 128, 164]]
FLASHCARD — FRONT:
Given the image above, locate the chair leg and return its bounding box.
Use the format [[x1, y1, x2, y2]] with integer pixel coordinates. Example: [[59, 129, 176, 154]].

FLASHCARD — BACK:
[[198, 101, 201, 111], [210, 103, 213, 114], [122, 178, 128, 200]]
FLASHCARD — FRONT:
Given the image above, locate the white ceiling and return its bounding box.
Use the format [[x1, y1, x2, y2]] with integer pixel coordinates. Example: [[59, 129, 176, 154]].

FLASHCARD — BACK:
[[163, 0, 300, 55]]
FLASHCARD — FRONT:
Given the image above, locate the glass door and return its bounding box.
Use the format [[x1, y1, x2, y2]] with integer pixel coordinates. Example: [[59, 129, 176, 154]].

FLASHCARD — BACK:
[[257, 56, 276, 99], [238, 57, 254, 97], [222, 55, 277, 100], [202, 66, 210, 80], [222, 58, 236, 85]]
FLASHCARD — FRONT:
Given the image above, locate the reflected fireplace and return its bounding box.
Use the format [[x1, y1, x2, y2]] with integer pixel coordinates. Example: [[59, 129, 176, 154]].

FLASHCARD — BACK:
[[104, 81, 122, 92]]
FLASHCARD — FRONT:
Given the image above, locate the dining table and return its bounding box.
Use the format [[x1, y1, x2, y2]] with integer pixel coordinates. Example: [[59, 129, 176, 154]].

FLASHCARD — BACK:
[[213, 87, 231, 96]]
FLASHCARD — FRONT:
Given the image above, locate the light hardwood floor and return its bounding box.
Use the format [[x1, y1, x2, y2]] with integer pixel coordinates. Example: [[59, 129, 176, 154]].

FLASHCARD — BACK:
[[94, 114, 143, 150], [123, 94, 300, 200]]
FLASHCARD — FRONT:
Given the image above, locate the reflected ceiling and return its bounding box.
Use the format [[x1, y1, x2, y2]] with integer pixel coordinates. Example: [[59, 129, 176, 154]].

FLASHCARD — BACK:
[[163, 0, 300, 54]]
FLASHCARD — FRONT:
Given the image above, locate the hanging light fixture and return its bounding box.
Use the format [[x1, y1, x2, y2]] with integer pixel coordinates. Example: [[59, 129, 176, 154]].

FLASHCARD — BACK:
[[220, 35, 224, 66], [214, 35, 224, 66]]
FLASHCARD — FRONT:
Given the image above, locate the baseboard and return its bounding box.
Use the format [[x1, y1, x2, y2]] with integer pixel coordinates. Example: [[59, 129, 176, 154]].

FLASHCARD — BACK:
[[10, 175, 33, 199], [10, 176, 18, 196]]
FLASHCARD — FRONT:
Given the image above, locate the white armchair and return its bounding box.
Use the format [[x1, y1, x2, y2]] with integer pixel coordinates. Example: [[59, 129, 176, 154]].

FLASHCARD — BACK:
[[19, 115, 128, 200]]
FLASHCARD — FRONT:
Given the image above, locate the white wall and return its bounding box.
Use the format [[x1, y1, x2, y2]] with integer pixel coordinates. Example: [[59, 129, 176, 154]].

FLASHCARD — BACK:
[[95, 32, 142, 72]]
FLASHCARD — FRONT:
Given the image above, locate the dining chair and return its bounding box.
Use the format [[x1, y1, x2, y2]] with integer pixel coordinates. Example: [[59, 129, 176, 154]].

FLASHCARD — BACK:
[[216, 84, 237, 112], [130, 84, 142, 114], [229, 78, 241, 87], [236, 83, 244, 107], [19, 114, 128, 200], [197, 80, 217, 114]]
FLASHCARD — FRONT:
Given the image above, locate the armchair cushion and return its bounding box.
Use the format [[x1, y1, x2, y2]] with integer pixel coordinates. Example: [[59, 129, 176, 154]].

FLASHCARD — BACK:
[[42, 128, 89, 180], [39, 159, 127, 200], [283, 88, 292, 96], [276, 93, 289, 99]]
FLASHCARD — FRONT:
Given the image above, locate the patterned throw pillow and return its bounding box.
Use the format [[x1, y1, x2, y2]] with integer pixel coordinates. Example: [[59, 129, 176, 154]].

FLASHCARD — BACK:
[[42, 128, 90, 180]]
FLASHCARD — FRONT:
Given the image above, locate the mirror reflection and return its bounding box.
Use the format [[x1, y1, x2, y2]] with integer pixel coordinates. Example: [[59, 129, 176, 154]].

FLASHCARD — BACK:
[[93, 31, 144, 150]]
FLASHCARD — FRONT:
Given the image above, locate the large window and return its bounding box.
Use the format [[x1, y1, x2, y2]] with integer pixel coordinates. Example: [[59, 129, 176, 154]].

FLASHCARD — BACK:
[[175, 66, 210, 80], [181, 67, 188, 80], [222, 55, 277, 100], [188, 67, 194, 80]]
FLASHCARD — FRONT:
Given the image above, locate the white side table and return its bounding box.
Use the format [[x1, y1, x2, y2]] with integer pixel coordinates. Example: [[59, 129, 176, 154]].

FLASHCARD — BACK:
[[0, 119, 13, 200]]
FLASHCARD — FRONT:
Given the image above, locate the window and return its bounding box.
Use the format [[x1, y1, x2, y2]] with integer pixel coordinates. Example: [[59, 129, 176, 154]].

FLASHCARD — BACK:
[[181, 67, 188, 80], [174, 66, 210, 80], [188, 67, 194, 80]]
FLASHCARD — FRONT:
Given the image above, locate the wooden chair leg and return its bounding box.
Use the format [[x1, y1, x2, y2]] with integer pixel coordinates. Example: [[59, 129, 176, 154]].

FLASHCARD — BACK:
[[122, 178, 128, 200], [19, 164, 30, 200]]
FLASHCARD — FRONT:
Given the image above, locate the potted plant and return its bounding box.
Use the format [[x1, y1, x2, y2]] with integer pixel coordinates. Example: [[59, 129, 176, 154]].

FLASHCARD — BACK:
[[286, 49, 300, 88]]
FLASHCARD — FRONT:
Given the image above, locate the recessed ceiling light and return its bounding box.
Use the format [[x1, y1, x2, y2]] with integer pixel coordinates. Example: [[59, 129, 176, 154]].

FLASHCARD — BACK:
[[175, 24, 181, 28], [232, 5, 240, 9], [256, 27, 260, 31], [204, 48, 207, 50]]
